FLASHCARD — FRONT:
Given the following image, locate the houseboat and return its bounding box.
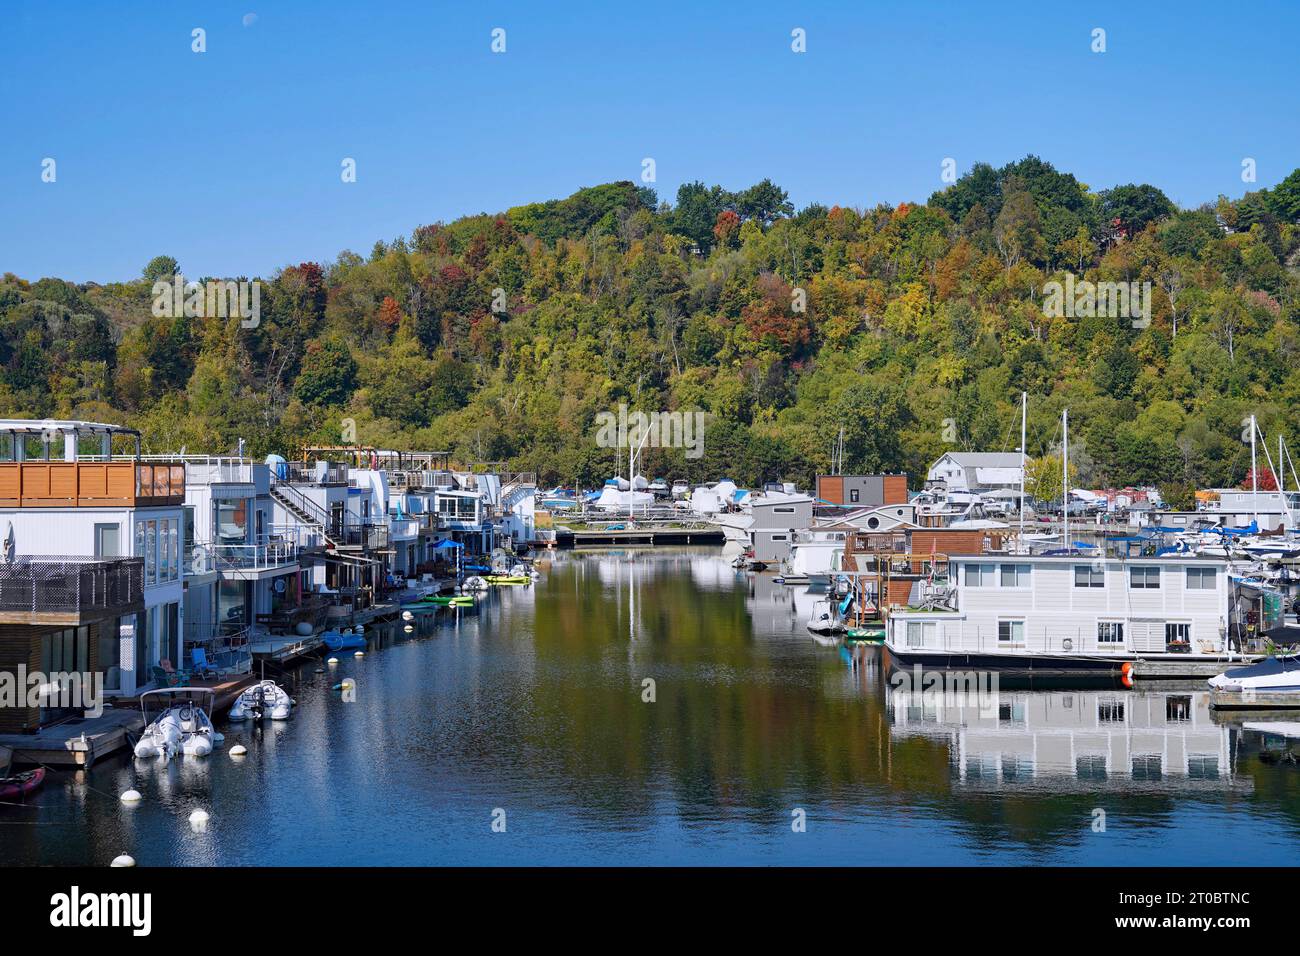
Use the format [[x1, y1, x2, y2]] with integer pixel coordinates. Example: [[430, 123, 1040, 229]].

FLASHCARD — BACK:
[[883, 552, 1241, 677]]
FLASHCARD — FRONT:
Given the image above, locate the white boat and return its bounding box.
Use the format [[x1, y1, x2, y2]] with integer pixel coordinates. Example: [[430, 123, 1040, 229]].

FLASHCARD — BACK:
[[1208, 655, 1300, 693], [671, 481, 690, 499], [229, 680, 294, 720], [463, 575, 489, 591], [807, 598, 846, 636], [134, 688, 220, 760]]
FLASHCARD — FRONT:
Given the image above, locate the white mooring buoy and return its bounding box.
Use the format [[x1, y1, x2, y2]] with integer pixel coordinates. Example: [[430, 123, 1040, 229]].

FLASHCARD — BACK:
[[230, 744, 248, 757], [327, 656, 339, 665], [189, 808, 210, 833], [401, 611, 413, 621], [111, 854, 136, 867], [403, 624, 414, 633], [354, 650, 364, 657], [120, 789, 142, 804]]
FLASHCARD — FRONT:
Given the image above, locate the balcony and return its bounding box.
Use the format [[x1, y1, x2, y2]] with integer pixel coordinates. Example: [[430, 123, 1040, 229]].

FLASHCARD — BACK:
[[281, 461, 350, 486], [339, 522, 389, 550], [0, 556, 144, 625], [210, 536, 299, 572], [0, 460, 184, 508]]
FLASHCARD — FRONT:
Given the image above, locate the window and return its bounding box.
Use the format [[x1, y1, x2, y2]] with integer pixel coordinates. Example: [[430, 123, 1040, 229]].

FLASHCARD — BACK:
[[1129, 566, 1161, 589], [94, 523, 120, 558], [1097, 699, 1126, 723], [145, 520, 157, 585], [1186, 566, 1217, 590], [998, 620, 1024, 644], [773, 506, 795, 514], [1166, 695, 1192, 722], [1076, 755, 1108, 781], [1131, 755, 1163, 781], [1000, 563, 1030, 587], [1165, 622, 1191, 649], [770, 534, 788, 541], [1188, 756, 1220, 779], [1097, 621, 1125, 644], [964, 563, 995, 587], [1074, 565, 1105, 588], [905, 621, 936, 648], [849, 488, 859, 503]]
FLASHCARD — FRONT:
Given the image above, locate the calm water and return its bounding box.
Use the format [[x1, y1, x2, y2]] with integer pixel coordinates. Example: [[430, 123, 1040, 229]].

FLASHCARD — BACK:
[[4, 547, 1300, 866]]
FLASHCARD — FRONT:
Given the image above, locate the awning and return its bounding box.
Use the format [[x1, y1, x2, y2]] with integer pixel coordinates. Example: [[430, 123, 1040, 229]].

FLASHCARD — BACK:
[[432, 538, 463, 550]]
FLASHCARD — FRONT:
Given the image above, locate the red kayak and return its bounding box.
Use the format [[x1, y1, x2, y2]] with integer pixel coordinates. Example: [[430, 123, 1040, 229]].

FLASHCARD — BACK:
[[0, 768, 45, 802]]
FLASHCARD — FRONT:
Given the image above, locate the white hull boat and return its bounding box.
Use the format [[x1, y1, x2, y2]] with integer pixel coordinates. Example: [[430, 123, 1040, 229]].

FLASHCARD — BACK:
[[229, 680, 294, 720], [1209, 655, 1300, 694], [134, 688, 220, 760], [807, 598, 846, 636]]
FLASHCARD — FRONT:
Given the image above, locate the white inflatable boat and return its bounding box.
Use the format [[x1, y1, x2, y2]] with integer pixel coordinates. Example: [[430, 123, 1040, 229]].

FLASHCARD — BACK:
[[134, 688, 220, 759], [229, 680, 294, 721]]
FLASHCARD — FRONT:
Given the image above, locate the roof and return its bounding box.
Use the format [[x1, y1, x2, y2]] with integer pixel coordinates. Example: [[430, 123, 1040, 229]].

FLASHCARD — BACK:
[[0, 419, 140, 436], [937, 452, 1022, 468]]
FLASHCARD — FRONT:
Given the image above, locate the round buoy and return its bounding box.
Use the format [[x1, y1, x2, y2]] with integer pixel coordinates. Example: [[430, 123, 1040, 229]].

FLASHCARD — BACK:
[[356, 625, 365, 634], [230, 744, 248, 757], [120, 789, 142, 804], [402, 611, 413, 621], [404, 624, 414, 633], [327, 656, 339, 665], [354, 650, 364, 658], [1121, 661, 1135, 688], [189, 809, 210, 833], [110, 854, 136, 868]]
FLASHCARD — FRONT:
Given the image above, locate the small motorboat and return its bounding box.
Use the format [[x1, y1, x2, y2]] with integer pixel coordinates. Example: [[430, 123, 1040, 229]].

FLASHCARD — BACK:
[[806, 598, 846, 636], [134, 688, 219, 759], [462, 576, 489, 591], [229, 680, 294, 721], [321, 630, 367, 652], [1209, 655, 1300, 694], [0, 767, 45, 802]]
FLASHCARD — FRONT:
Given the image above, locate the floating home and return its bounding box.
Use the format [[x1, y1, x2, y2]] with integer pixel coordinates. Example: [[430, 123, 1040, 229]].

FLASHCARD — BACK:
[[884, 552, 1235, 676]]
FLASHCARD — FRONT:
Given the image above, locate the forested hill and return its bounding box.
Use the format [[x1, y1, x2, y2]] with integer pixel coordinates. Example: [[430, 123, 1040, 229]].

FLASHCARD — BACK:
[[3, 156, 1299, 496]]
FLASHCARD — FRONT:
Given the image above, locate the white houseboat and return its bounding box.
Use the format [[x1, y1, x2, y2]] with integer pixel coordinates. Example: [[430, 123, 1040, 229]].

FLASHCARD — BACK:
[[884, 553, 1238, 676]]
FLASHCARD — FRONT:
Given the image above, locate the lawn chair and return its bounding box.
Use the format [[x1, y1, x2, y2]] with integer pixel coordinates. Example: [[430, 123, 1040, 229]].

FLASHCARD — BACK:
[[150, 664, 189, 687], [190, 647, 220, 680]]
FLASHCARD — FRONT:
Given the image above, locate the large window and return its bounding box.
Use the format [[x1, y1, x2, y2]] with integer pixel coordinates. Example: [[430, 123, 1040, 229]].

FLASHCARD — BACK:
[[1129, 566, 1161, 589], [1074, 565, 1105, 588], [998, 620, 1025, 644], [217, 498, 250, 546], [905, 621, 936, 648], [1165, 622, 1191, 649], [99, 618, 122, 693], [1000, 563, 1030, 587], [1097, 621, 1125, 644], [964, 563, 995, 587], [1186, 566, 1218, 590]]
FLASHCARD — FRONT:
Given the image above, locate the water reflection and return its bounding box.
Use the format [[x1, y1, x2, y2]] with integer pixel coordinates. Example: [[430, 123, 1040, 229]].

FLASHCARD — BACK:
[[3, 548, 1300, 866]]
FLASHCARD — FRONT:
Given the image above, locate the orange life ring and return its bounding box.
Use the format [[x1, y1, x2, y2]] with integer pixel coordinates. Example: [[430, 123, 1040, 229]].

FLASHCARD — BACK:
[[1120, 661, 1135, 687]]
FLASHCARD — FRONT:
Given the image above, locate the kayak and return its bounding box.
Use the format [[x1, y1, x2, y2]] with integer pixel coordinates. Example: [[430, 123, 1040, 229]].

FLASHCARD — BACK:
[[484, 575, 529, 585], [321, 631, 366, 652], [0, 767, 45, 802], [419, 594, 475, 606]]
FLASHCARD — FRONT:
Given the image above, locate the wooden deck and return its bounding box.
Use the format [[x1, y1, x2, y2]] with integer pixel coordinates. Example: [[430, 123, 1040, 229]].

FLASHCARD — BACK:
[[0, 707, 143, 769]]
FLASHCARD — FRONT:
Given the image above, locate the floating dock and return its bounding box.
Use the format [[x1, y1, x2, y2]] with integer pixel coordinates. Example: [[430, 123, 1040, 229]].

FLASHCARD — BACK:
[[557, 527, 724, 547], [1211, 689, 1300, 710], [0, 708, 143, 769]]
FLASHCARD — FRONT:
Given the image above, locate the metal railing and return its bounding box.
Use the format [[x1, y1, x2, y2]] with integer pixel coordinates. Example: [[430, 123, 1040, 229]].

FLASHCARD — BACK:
[[211, 536, 299, 569], [183, 621, 253, 673], [0, 556, 143, 614]]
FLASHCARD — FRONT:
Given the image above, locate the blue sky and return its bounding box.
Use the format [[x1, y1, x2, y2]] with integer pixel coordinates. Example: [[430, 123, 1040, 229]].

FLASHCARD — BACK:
[[2, 0, 1296, 282]]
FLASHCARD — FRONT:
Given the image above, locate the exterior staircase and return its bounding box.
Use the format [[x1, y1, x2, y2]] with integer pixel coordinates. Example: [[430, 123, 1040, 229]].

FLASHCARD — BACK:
[[269, 479, 339, 550]]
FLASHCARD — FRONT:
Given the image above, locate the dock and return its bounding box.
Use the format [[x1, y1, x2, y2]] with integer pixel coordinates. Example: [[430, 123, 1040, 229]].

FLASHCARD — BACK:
[[557, 526, 724, 547], [1131, 657, 1245, 679], [1211, 689, 1300, 710], [0, 707, 143, 769]]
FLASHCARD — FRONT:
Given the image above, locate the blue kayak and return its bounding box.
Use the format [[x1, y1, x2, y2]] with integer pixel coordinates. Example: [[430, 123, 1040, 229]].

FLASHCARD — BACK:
[[320, 631, 366, 652]]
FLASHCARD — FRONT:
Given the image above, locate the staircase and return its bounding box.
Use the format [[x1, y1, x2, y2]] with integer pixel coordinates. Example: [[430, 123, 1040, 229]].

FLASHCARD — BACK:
[[270, 479, 339, 549], [500, 480, 537, 512]]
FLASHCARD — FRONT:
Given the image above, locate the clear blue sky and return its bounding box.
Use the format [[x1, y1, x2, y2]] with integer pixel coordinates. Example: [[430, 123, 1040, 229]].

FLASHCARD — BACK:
[[2, 0, 1296, 283]]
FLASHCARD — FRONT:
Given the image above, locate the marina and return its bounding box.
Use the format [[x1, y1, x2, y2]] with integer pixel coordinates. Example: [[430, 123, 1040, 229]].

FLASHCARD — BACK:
[[3, 548, 1300, 866]]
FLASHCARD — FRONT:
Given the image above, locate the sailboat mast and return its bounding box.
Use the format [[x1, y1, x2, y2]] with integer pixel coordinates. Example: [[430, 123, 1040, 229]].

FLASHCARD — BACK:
[[1062, 408, 1069, 553], [1019, 392, 1027, 547], [1250, 414, 1258, 525]]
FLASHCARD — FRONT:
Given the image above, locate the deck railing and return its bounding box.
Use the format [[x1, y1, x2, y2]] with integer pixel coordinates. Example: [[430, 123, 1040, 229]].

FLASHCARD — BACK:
[[0, 556, 144, 614]]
